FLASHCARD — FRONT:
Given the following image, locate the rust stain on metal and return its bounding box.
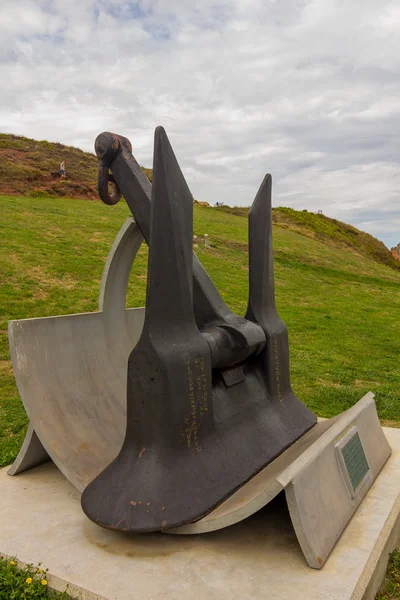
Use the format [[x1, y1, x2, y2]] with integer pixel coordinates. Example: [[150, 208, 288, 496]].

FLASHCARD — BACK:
[[112, 135, 119, 151], [100, 519, 127, 531], [95, 143, 106, 159], [130, 500, 137, 506], [317, 556, 323, 566], [139, 447, 146, 458], [79, 442, 90, 451]]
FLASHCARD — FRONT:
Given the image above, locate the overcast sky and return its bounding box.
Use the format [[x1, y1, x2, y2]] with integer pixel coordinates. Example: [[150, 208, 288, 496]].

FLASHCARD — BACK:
[[1, 0, 399, 248]]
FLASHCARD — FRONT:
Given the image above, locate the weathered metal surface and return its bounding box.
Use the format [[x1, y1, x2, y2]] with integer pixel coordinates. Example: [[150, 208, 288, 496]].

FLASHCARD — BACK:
[[164, 392, 391, 543], [97, 167, 122, 205], [165, 393, 392, 572], [96, 133, 128, 205], [81, 127, 317, 533]]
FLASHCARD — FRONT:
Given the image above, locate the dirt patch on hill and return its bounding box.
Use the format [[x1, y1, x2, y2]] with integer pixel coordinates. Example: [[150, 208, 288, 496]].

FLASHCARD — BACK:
[[391, 252, 400, 262]]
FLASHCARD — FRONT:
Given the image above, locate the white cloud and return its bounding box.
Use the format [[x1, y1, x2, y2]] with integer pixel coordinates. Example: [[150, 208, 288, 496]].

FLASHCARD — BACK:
[[0, 0, 399, 247]]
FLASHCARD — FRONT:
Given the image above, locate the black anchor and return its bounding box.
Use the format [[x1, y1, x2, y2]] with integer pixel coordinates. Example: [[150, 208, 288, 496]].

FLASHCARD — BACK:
[[81, 126, 316, 532]]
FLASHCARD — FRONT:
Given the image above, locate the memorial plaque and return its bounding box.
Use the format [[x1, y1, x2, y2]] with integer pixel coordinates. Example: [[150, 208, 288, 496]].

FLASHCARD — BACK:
[[336, 426, 371, 498], [341, 432, 369, 490]]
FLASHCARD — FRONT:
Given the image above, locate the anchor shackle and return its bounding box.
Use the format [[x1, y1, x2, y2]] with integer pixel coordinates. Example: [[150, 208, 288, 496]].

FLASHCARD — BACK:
[[95, 132, 131, 206]]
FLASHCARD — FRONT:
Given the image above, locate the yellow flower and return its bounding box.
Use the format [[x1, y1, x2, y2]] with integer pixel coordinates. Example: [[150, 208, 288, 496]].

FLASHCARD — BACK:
[[37, 568, 43, 573], [9, 561, 15, 565], [26, 578, 32, 584], [41, 580, 48, 586]]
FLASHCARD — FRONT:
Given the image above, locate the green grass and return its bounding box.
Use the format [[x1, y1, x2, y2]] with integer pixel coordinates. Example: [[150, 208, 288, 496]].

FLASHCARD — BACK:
[[1, 193, 399, 466], [0, 556, 75, 598], [376, 550, 400, 599], [215, 204, 400, 271], [1, 131, 398, 271]]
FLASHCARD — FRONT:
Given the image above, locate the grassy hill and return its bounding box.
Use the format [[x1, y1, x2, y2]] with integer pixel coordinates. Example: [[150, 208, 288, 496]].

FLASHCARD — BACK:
[[0, 132, 398, 272], [1, 191, 400, 468], [0, 132, 153, 200], [217, 204, 400, 271], [0, 132, 99, 199]]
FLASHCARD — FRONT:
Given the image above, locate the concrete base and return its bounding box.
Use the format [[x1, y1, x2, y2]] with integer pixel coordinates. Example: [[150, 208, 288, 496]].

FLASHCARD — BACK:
[[1, 427, 400, 600]]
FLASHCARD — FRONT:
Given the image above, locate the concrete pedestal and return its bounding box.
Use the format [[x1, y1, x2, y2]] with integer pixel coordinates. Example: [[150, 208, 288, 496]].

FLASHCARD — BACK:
[[1, 427, 400, 600]]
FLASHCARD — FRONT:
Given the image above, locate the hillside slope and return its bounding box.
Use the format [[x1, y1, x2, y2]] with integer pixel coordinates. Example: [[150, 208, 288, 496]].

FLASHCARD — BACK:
[[0, 132, 397, 271], [216, 205, 400, 271], [0, 133, 99, 199], [0, 132, 153, 200], [1, 193, 400, 467]]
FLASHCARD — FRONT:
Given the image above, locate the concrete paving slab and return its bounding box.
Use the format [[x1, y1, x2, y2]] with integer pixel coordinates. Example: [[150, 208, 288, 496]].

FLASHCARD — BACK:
[[1, 427, 400, 600]]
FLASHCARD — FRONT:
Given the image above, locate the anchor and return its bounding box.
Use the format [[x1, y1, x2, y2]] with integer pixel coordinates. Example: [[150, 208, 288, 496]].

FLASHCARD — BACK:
[[81, 126, 317, 533]]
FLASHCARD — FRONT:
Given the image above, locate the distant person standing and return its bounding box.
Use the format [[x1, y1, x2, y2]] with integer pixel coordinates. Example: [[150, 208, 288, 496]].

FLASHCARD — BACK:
[[59, 160, 66, 178]]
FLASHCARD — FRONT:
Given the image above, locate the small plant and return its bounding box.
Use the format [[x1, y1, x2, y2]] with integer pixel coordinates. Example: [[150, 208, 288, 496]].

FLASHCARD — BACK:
[[0, 556, 75, 599], [376, 550, 400, 599]]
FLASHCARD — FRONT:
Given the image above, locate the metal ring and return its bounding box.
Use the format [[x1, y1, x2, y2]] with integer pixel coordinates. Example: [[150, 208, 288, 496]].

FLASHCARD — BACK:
[[98, 165, 122, 206]]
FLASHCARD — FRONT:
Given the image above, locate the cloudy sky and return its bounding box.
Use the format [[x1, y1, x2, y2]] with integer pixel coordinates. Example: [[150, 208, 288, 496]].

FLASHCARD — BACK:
[[1, 0, 399, 248]]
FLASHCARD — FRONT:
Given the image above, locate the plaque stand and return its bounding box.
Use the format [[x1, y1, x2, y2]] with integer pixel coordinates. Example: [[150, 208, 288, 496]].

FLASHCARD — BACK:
[[166, 392, 391, 569]]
